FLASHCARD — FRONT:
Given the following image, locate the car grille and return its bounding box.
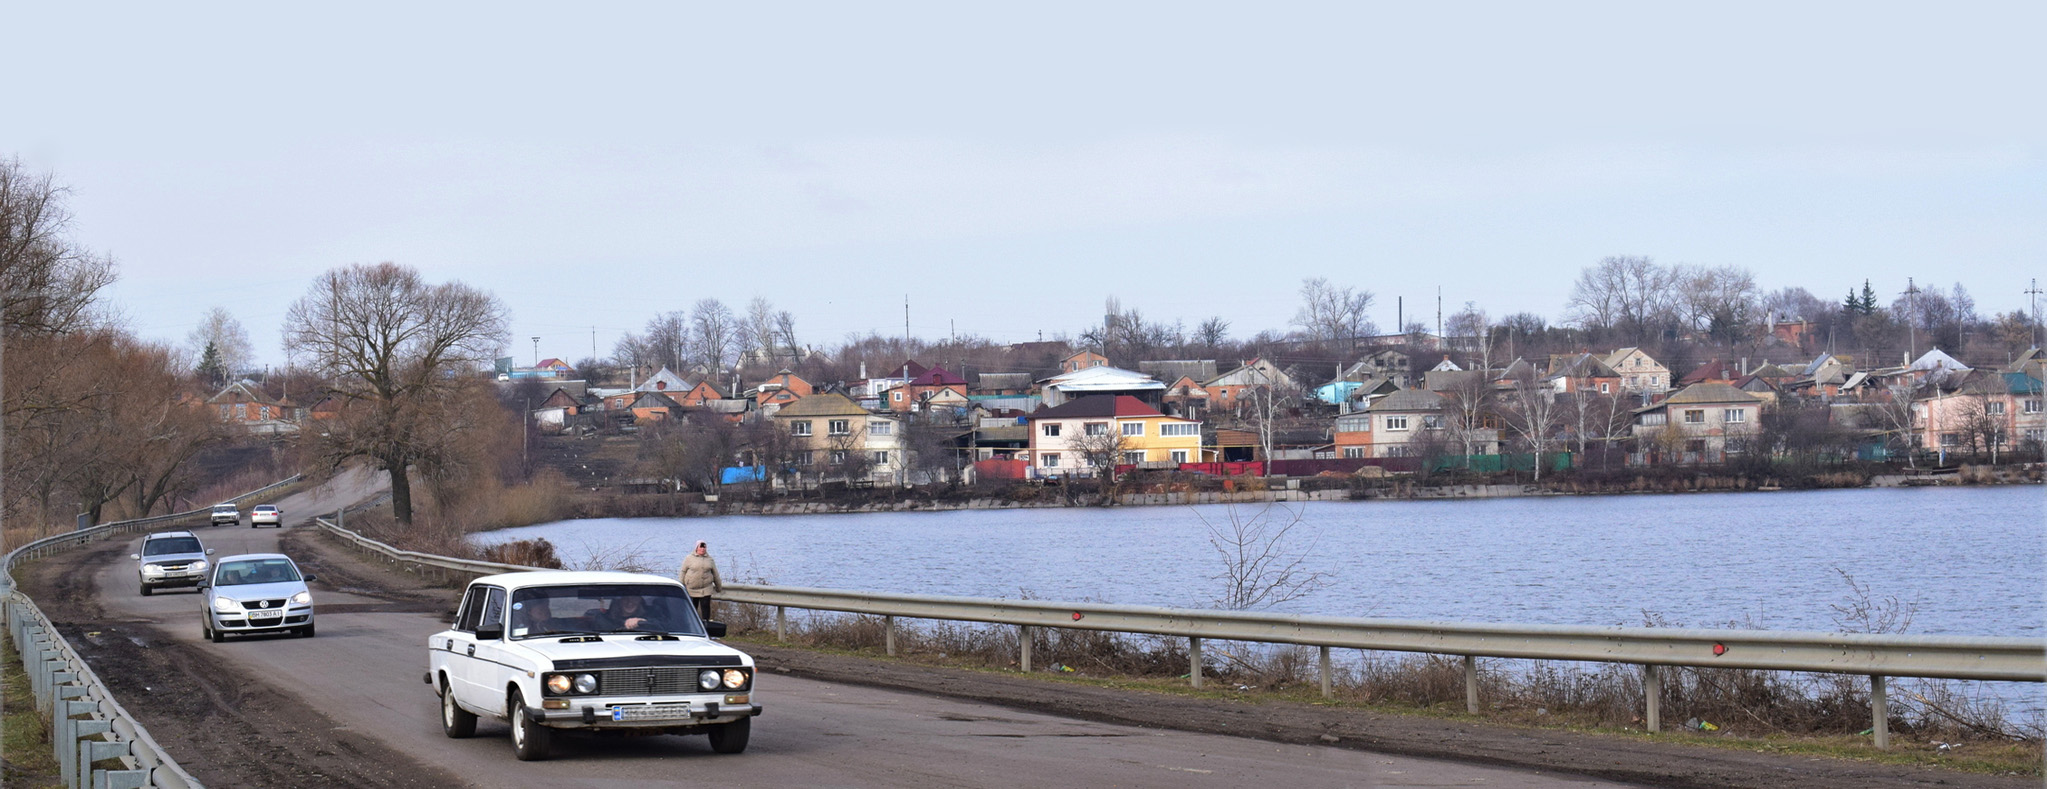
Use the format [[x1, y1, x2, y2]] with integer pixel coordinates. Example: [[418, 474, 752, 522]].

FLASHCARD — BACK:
[[595, 667, 700, 695], [608, 703, 692, 721], [158, 563, 190, 572], [243, 599, 287, 610]]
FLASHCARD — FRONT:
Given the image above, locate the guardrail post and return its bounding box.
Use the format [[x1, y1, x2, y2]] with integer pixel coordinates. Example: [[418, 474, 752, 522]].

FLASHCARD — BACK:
[[1020, 626, 1033, 673], [100, 769, 149, 789], [1188, 637, 1203, 688], [60, 701, 105, 789], [884, 615, 896, 657], [85, 738, 131, 789], [775, 606, 787, 642], [1319, 646, 1332, 699], [1870, 675, 1889, 750], [1643, 664, 1661, 732], [1463, 655, 1479, 713]]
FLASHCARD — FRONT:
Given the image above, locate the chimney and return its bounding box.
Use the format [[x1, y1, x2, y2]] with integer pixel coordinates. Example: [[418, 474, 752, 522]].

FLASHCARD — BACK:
[[859, 361, 867, 379]]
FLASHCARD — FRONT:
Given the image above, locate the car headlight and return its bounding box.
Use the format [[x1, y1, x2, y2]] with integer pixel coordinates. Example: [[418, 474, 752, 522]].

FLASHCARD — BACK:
[[546, 674, 573, 694], [699, 669, 721, 690], [142, 564, 165, 576], [722, 669, 748, 689], [290, 590, 312, 605], [573, 674, 598, 694], [190, 559, 208, 571], [212, 596, 243, 613]]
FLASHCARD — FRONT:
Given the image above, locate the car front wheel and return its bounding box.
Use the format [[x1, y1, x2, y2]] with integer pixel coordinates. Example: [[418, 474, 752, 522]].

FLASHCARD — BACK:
[[509, 689, 551, 761], [206, 621, 223, 643], [441, 680, 477, 738], [707, 717, 750, 754], [140, 584, 152, 597]]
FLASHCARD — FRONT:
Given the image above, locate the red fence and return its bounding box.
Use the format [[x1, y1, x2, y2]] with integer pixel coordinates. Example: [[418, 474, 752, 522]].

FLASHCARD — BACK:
[[972, 459, 1031, 480]]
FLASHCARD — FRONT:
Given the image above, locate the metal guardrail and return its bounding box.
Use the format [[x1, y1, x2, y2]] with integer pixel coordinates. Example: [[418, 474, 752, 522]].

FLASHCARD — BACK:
[[305, 514, 2046, 750], [2, 474, 301, 789]]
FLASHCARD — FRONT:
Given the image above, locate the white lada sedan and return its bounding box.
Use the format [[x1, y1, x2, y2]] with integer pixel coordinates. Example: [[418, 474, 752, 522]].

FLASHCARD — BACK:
[[426, 571, 760, 761]]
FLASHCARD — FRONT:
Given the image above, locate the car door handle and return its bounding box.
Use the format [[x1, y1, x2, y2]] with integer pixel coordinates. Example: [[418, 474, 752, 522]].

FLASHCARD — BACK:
[[466, 644, 475, 657]]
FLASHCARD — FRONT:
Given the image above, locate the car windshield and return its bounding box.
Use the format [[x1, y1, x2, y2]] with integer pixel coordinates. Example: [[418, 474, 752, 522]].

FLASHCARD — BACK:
[[143, 537, 202, 556], [509, 584, 704, 640], [213, 505, 235, 512], [215, 558, 301, 586]]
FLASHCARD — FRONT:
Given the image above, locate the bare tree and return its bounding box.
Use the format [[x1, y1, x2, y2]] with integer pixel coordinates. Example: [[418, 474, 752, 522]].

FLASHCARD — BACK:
[[1069, 424, 1129, 483], [744, 296, 779, 368], [1500, 366, 1562, 479], [1291, 277, 1375, 354], [1198, 503, 1330, 610], [283, 262, 509, 524], [1438, 371, 1494, 458], [689, 298, 740, 379], [187, 306, 254, 380], [1193, 316, 1230, 351], [1, 157, 116, 336], [1565, 255, 1678, 340]]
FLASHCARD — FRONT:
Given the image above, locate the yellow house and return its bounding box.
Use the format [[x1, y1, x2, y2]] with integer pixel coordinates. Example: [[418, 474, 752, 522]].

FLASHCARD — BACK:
[[1027, 395, 1203, 475]]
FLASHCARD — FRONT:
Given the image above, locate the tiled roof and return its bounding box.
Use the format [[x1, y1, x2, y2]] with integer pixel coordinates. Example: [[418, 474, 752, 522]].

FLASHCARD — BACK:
[[1367, 388, 1446, 412], [1658, 382, 1763, 405], [1029, 394, 1179, 420], [906, 366, 968, 386], [772, 393, 872, 417]]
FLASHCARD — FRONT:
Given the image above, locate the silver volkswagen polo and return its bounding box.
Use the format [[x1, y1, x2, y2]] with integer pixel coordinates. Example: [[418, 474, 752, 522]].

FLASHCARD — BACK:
[[199, 553, 317, 641]]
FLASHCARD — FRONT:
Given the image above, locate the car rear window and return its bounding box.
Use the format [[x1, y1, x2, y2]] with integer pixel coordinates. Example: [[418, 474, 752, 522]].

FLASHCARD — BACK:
[[254, 506, 277, 512]]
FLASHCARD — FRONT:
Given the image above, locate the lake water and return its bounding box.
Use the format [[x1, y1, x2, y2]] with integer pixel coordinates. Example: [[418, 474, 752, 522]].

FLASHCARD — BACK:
[[477, 486, 2046, 639]]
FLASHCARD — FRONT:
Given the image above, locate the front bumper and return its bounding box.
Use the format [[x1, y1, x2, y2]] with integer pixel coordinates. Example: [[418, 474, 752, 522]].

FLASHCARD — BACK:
[[528, 694, 762, 730], [143, 573, 205, 588], [209, 606, 314, 631]]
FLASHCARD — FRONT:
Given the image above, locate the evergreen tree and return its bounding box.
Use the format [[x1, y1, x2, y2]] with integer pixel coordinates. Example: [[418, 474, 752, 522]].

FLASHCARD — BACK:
[[1858, 280, 1879, 314], [196, 341, 224, 386]]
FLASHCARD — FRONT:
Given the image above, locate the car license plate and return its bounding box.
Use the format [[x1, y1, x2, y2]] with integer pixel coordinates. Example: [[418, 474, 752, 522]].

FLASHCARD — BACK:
[[249, 610, 282, 621], [611, 707, 625, 721]]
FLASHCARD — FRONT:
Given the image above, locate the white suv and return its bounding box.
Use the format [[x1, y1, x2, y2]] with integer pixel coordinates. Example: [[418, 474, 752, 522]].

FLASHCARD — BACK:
[[132, 531, 213, 596], [426, 571, 760, 761]]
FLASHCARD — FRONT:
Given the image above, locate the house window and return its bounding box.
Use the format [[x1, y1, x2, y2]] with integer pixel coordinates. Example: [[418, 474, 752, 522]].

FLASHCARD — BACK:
[[871, 451, 889, 465], [1421, 415, 1444, 430], [1599, 383, 1610, 394], [1121, 422, 1144, 437], [234, 404, 247, 419], [1723, 408, 1746, 423], [892, 391, 902, 401], [1342, 447, 1364, 459], [1385, 415, 1409, 431], [791, 420, 812, 437], [218, 405, 229, 418], [258, 406, 269, 419], [1042, 453, 1061, 468], [1170, 449, 1189, 463], [1939, 433, 1959, 448], [2025, 399, 2043, 414], [1084, 422, 1109, 436], [2026, 428, 2045, 443], [829, 450, 848, 464], [1685, 439, 1707, 453], [795, 451, 813, 466], [1987, 401, 2006, 415], [1161, 423, 1199, 437], [1683, 409, 1705, 424], [869, 422, 892, 436], [1042, 423, 1061, 437], [828, 419, 850, 435], [1121, 451, 1145, 465], [1335, 416, 1369, 433]]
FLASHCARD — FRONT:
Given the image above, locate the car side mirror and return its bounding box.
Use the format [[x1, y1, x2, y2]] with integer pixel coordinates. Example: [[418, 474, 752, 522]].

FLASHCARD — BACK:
[[303, 574, 317, 583], [206, 548, 216, 555], [196, 579, 210, 589], [475, 624, 504, 641], [130, 553, 140, 560], [705, 621, 727, 638]]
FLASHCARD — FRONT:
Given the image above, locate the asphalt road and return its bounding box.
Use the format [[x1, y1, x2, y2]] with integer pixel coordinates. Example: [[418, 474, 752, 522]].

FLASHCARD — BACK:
[[91, 477, 1636, 788]]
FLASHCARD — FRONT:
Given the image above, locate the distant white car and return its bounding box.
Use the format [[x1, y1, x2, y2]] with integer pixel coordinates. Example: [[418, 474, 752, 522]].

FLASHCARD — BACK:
[[249, 504, 282, 528], [426, 571, 759, 761], [209, 503, 239, 526]]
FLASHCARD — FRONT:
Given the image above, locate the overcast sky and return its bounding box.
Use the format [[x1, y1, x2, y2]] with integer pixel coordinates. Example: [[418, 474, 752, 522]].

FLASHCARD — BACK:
[[6, 2, 2041, 367]]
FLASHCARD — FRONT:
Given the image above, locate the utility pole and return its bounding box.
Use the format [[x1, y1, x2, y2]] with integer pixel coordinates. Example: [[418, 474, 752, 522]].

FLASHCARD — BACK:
[[904, 295, 911, 354], [2027, 278, 2044, 348], [1901, 279, 1920, 362], [531, 336, 540, 367]]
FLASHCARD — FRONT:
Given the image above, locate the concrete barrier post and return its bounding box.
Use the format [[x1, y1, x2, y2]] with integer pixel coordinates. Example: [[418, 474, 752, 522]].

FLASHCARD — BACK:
[[1871, 675, 1889, 750], [1020, 626, 1033, 673], [1188, 637, 1203, 688], [884, 615, 896, 657], [1319, 645, 1332, 699], [1643, 664, 1661, 732], [775, 606, 787, 642]]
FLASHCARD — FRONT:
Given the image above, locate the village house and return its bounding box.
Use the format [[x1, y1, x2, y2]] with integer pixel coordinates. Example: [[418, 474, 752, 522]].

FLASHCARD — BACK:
[[1202, 358, 1296, 413], [1912, 370, 2044, 457], [633, 365, 691, 394], [881, 365, 969, 412], [1059, 350, 1109, 373], [771, 393, 905, 482], [969, 371, 1034, 396], [1544, 353, 1622, 395], [1027, 395, 1202, 476], [1629, 383, 1763, 464], [1038, 364, 1165, 408], [752, 369, 814, 408], [1331, 388, 1470, 459], [1345, 349, 1415, 388], [1602, 347, 1670, 394], [532, 387, 584, 432], [1677, 359, 1742, 387], [208, 382, 299, 435], [1160, 375, 1210, 419]]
